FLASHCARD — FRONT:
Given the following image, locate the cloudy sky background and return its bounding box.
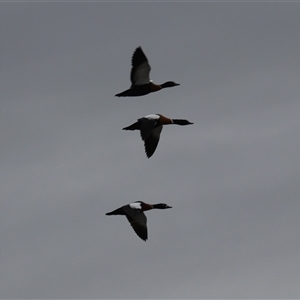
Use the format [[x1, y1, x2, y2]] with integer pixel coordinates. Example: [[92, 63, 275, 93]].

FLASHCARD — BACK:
[[1, 2, 300, 299]]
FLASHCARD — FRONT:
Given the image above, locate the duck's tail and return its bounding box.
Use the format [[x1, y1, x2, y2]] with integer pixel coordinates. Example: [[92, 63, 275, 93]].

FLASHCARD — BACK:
[[106, 207, 125, 216], [122, 121, 140, 131]]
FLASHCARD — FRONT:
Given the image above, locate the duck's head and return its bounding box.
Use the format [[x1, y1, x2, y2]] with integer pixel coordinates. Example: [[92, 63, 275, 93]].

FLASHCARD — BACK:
[[161, 81, 180, 89], [152, 203, 172, 209], [172, 119, 194, 126]]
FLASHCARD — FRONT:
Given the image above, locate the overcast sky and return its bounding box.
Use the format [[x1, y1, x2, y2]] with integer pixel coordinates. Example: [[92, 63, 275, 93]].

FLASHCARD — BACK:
[[1, 2, 300, 299]]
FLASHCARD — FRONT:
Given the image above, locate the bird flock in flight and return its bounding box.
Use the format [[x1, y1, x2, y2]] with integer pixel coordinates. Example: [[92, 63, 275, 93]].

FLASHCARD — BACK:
[[106, 47, 193, 241]]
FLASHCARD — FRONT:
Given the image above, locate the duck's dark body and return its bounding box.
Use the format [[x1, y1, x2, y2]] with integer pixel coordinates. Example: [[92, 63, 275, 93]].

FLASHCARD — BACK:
[[115, 47, 179, 97], [123, 114, 193, 158], [106, 201, 172, 241], [115, 83, 161, 97]]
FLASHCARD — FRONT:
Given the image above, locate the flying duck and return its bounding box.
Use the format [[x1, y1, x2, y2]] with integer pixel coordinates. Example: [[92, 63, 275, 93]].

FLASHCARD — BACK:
[[123, 114, 193, 158], [115, 46, 179, 97], [106, 201, 172, 241]]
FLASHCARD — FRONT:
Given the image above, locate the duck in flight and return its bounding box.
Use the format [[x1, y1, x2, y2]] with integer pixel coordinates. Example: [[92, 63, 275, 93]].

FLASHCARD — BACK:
[[123, 114, 193, 158], [115, 46, 179, 97], [106, 201, 172, 241]]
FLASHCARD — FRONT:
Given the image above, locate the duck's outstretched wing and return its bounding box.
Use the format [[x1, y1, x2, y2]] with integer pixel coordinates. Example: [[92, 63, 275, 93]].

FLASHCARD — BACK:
[[123, 205, 148, 241], [144, 126, 162, 158], [139, 117, 159, 141], [130, 47, 151, 86]]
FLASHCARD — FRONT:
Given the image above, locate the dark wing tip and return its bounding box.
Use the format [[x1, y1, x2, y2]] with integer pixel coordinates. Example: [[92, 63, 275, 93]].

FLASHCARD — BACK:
[[132, 47, 148, 67], [145, 147, 153, 159], [136, 231, 147, 241], [131, 225, 148, 241], [144, 135, 159, 158]]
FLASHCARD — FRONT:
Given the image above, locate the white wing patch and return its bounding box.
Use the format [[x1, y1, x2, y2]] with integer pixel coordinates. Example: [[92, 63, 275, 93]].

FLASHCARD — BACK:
[[129, 202, 142, 210], [145, 114, 160, 120], [133, 62, 151, 85]]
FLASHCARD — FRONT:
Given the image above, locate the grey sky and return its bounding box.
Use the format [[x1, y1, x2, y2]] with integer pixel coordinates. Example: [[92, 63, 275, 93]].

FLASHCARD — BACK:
[[1, 2, 300, 299]]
